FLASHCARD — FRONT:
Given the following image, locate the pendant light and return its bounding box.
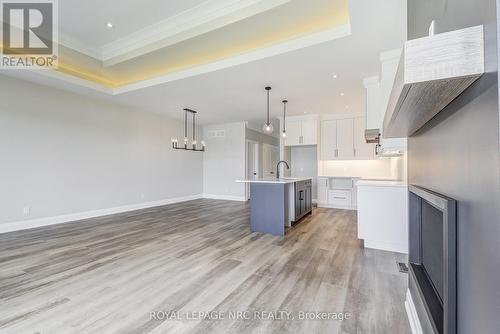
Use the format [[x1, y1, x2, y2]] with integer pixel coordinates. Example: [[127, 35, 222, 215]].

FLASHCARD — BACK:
[[262, 86, 274, 134], [172, 108, 205, 152], [282, 99, 288, 138]]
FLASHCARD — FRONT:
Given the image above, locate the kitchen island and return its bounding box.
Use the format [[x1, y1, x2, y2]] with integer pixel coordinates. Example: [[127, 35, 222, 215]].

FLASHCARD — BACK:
[[236, 178, 312, 236]]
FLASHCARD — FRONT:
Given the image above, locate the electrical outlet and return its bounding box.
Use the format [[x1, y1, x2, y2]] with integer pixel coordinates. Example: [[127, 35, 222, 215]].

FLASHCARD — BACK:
[[23, 206, 30, 217]]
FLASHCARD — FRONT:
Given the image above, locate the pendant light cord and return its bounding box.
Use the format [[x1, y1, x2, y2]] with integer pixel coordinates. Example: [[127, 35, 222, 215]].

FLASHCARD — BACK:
[[265, 86, 271, 125], [282, 100, 287, 132]]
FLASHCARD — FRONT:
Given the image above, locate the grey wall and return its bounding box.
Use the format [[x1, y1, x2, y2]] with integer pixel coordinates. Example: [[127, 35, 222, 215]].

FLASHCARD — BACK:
[[0, 76, 203, 224], [203, 122, 246, 199], [407, 1, 500, 333]]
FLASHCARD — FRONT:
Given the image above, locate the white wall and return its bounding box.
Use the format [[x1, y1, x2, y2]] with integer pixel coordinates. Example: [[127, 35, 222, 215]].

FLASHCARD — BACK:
[[203, 122, 246, 200], [0, 76, 203, 226]]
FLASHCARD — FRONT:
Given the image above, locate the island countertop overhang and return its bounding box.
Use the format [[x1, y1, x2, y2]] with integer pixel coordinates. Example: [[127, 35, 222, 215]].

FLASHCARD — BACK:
[[235, 177, 312, 184]]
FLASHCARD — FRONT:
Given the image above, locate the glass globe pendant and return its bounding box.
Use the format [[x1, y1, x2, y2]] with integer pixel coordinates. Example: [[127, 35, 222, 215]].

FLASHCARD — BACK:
[[263, 86, 273, 134]]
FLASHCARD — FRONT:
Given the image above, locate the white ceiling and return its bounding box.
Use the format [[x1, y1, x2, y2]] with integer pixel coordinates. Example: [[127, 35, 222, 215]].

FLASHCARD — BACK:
[[59, 0, 208, 49], [2, 0, 407, 127]]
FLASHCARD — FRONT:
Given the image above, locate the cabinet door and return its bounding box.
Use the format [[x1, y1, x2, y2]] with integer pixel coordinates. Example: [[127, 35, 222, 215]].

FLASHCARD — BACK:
[[305, 185, 312, 212], [320, 120, 337, 160], [317, 177, 328, 203], [336, 118, 354, 159], [295, 183, 303, 219], [301, 119, 317, 145], [354, 117, 375, 159], [284, 120, 301, 146]]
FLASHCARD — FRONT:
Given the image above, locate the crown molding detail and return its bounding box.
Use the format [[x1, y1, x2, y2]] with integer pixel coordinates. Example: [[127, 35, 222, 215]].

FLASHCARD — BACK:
[[101, 0, 291, 66], [59, 33, 103, 60], [114, 24, 351, 94]]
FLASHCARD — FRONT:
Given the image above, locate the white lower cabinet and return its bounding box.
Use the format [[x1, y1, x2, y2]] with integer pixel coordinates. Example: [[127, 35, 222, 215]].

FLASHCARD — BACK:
[[318, 177, 329, 204], [317, 177, 358, 210], [328, 189, 351, 208], [357, 181, 408, 253]]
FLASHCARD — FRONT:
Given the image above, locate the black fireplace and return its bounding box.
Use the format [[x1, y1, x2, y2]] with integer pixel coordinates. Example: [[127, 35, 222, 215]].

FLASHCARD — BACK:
[[408, 185, 457, 334]]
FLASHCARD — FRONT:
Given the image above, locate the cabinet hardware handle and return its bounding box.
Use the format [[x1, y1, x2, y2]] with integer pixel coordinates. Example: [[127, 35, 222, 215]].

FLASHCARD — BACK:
[[333, 196, 346, 200], [299, 190, 304, 201]]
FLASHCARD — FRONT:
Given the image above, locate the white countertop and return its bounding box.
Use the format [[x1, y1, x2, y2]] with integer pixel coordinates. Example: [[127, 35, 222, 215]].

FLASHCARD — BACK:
[[356, 180, 407, 187], [236, 177, 312, 184]]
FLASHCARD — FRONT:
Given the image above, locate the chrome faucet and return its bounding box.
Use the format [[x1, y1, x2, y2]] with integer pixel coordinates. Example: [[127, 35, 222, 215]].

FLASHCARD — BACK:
[[276, 160, 290, 179]]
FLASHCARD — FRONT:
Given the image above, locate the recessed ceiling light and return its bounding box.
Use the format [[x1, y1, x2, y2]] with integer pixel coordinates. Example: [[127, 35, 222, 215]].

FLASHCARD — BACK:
[[333, 74, 338, 79], [106, 22, 113, 28], [340, 92, 345, 97]]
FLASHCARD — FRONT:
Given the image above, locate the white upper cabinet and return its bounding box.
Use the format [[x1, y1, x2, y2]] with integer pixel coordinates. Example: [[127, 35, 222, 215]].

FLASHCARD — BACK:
[[284, 120, 301, 146], [320, 115, 375, 160], [320, 120, 337, 159], [354, 117, 375, 159], [363, 76, 381, 130], [284, 117, 318, 146], [301, 119, 318, 145], [336, 118, 354, 159]]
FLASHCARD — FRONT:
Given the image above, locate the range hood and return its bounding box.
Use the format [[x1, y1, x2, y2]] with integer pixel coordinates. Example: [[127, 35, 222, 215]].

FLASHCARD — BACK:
[[383, 25, 484, 138], [364, 129, 380, 143]]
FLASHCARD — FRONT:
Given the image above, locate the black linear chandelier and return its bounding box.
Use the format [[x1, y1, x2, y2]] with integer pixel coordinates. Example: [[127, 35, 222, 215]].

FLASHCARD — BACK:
[[172, 108, 205, 151]]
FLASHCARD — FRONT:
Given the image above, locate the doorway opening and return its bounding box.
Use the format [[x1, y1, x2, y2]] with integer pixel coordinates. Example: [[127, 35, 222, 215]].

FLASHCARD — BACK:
[[246, 140, 259, 200]]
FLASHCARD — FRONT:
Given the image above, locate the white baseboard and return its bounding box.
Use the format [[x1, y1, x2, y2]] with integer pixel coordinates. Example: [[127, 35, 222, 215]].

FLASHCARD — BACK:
[[364, 239, 408, 254], [202, 194, 247, 202], [405, 289, 423, 334], [0, 194, 203, 234]]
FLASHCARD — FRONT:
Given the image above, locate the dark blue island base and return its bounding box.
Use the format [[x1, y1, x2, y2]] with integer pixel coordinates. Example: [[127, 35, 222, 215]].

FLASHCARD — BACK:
[[249, 179, 312, 236], [250, 183, 289, 236]]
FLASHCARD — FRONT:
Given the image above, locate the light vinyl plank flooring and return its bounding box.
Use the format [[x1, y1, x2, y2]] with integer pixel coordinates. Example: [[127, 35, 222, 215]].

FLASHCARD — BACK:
[[0, 199, 410, 334]]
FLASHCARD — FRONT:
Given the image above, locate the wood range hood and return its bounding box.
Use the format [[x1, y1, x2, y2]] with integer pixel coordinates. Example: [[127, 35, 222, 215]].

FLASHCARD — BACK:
[[383, 25, 485, 138]]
